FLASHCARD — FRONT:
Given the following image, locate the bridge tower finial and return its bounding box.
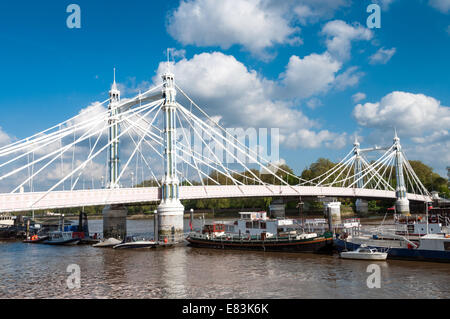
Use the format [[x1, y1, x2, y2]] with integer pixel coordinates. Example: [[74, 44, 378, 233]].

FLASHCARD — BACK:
[[393, 132, 410, 215]]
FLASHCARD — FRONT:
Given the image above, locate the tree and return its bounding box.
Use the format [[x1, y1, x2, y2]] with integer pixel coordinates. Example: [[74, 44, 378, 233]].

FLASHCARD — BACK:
[[409, 161, 449, 196], [301, 158, 336, 184]]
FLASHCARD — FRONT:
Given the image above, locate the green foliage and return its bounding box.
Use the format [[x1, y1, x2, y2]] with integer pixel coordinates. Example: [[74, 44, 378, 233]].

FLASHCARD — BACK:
[[409, 161, 449, 197]]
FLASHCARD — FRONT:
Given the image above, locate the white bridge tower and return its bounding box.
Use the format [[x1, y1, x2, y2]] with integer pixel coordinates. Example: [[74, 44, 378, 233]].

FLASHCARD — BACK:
[[156, 70, 184, 242], [393, 132, 410, 215], [102, 69, 128, 240]]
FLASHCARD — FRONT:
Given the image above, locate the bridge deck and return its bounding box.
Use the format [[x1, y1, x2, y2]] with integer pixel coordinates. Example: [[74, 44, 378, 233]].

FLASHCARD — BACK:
[[0, 185, 431, 213]]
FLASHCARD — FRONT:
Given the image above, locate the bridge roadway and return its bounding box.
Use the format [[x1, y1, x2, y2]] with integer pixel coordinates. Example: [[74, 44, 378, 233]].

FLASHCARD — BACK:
[[0, 185, 431, 213]]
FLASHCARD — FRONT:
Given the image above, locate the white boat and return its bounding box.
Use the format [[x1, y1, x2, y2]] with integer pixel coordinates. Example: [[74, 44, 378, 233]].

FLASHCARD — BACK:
[[113, 236, 158, 249], [93, 237, 122, 248], [340, 245, 388, 260]]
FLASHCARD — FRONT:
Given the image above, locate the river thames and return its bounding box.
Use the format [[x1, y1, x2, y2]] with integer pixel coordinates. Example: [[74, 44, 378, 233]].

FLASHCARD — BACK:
[[0, 219, 449, 299]]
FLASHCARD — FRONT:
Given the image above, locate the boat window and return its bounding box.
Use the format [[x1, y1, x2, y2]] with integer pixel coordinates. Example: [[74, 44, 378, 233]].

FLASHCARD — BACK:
[[246, 222, 252, 228], [260, 222, 266, 229]]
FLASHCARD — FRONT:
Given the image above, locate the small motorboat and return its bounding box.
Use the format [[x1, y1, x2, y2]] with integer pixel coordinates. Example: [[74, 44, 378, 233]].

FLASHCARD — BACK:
[[113, 236, 158, 249], [23, 234, 48, 243], [93, 237, 122, 248], [339, 244, 388, 260], [42, 231, 80, 245]]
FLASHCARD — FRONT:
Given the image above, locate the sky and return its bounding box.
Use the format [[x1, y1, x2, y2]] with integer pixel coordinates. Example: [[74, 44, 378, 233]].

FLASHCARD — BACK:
[[0, 0, 449, 178]]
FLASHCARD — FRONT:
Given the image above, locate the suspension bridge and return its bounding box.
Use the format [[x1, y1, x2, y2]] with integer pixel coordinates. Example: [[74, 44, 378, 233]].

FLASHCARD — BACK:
[[0, 62, 431, 241]]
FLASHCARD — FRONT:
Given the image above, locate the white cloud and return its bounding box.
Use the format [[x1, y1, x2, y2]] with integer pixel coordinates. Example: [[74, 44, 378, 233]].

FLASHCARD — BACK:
[[354, 91, 450, 176], [280, 52, 341, 99], [153, 52, 347, 150], [282, 129, 347, 149], [334, 66, 364, 90], [321, 20, 373, 62], [353, 91, 450, 139], [369, 47, 396, 65], [293, 0, 350, 24], [306, 97, 323, 109], [429, 0, 450, 14], [372, 0, 396, 10], [0, 127, 13, 147], [167, 0, 301, 57], [352, 92, 367, 103]]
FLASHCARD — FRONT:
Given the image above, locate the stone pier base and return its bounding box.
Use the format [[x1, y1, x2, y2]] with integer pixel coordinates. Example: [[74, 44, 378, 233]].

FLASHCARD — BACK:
[[355, 199, 368, 215], [324, 202, 341, 225], [157, 200, 184, 243], [396, 198, 410, 216], [102, 205, 128, 240]]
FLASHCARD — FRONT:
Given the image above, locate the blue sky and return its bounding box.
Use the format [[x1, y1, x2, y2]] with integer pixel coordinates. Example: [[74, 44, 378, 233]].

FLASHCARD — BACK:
[[0, 0, 449, 177]]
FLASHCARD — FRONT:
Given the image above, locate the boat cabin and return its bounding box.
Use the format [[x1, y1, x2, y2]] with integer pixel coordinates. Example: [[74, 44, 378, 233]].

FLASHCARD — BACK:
[[202, 223, 226, 236], [394, 214, 443, 236], [0, 214, 16, 227], [231, 212, 298, 237]]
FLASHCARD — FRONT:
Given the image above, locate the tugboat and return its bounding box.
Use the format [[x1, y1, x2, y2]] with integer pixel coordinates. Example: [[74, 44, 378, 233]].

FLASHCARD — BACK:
[[186, 212, 333, 253]]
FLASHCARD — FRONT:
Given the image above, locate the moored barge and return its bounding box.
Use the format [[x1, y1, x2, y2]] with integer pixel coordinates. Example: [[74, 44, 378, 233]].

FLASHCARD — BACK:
[[186, 212, 333, 253]]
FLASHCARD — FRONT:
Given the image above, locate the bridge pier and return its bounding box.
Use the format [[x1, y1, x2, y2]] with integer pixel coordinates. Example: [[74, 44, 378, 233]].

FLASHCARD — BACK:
[[355, 199, 368, 215], [157, 201, 184, 242], [353, 139, 369, 216], [324, 201, 341, 224], [102, 205, 127, 240]]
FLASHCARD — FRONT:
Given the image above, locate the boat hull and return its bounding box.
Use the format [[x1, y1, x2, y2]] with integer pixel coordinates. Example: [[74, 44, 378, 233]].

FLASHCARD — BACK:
[[339, 251, 387, 260], [335, 238, 450, 263], [113, 241, 158, 249], [23, 236, 49, 244], [186, 236, 334, 253], [42, 238, 80, 246]]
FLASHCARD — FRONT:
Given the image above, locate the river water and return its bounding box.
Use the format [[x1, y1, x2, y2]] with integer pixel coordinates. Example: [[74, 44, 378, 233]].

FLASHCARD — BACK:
[[0, 219, 449, 299]]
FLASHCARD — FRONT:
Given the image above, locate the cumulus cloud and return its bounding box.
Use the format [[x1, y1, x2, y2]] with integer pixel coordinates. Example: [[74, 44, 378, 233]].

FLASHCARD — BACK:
[[280, 52, 341, 99], [153, 52, 347, 150], [353, 91, 450, 139], [321, 20, 373, 62], [369, 47, 396, 65], [429, 0, 450, 14], [293, 0, 350, 24], [167, 0, 301, 57], [354, 91, 450, 176]]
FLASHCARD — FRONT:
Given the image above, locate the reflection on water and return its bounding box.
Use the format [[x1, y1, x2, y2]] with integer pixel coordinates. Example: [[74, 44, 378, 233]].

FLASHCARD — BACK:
[[0, 219, 449, 298]]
